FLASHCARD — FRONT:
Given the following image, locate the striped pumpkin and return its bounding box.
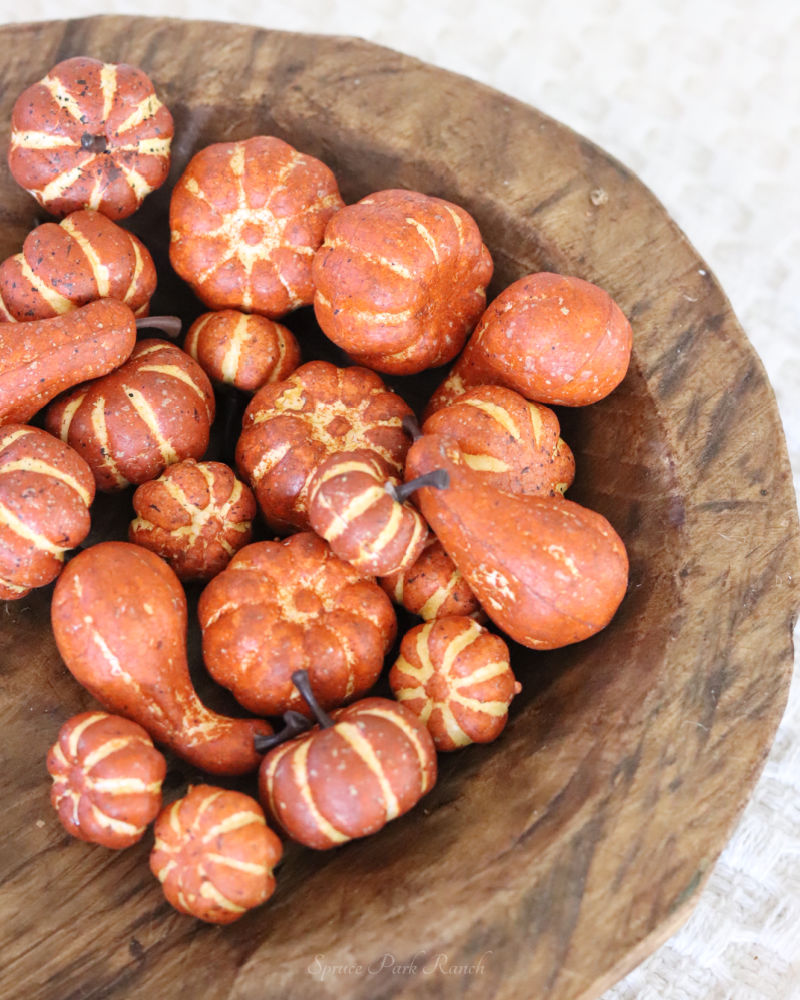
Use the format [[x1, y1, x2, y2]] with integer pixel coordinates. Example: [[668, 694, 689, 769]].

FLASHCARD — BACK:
[[184, 309, 301, 392], [389, 618, 520, 751], [258, 697, 437, 849], [170, 136, 343, 317], [47, 711, 166, 849], [150, 785, 282, 923], [0, 210, 156, 323], [198, 533, 397, 717], [312, 188, 493, 374], [422, 384, 575, 497], [9, 57, 172, 220], [46, 339, 215, 492], [308, 448, 428, 576], [0, 424, 94, 600], [129, 459, 256, 581], [236, 361, 414, 533], [379, 536, 482, 622]]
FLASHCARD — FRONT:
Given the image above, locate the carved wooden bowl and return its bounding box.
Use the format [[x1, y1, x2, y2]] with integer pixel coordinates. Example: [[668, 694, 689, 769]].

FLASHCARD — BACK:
[[1, 16, 797, 1000]]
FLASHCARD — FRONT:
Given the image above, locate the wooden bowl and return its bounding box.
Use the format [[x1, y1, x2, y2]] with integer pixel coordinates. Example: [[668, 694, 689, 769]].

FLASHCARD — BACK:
[[1, 16, 798, 1000]]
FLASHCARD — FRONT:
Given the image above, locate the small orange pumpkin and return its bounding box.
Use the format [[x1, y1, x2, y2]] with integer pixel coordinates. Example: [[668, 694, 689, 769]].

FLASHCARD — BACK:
[[379, 536, 482, 622]]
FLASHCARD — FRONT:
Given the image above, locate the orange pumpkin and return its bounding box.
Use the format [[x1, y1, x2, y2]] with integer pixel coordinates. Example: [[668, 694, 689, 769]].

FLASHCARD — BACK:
[[46, 339, 215, 492], [312, 188, 493, 374], [170, 136, 343, 317], [379, 536, 483, 622], [47, 711, 166, 849], [129, 459, 256, 581], [9, 57, 173, 220], [236, 360, 413, 533], [198, 533, 397, 717], [389, 617, 520, 751], [427, 271, 633, 412], [0, 210, 156, 323], [0, 424, 95, 600], [150, 785, 282, 923]]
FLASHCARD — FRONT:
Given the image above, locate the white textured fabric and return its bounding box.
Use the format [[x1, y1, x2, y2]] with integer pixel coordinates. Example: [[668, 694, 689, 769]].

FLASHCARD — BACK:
[[1, 0, 798, 996]]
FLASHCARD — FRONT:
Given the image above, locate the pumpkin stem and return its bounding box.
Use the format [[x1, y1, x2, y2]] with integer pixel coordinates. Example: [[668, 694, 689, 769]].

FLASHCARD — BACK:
[[386, 468, 450, 504], [80, 133, 108, 154], [135, 316, 183, 340], [253, 711, 313, 753], [291, 669, 335, 729], [401, 413, 423, 441]]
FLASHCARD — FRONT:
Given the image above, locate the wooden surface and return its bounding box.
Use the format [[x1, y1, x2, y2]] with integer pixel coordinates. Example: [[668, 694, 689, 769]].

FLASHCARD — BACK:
[[0, 16, 798, 1000]]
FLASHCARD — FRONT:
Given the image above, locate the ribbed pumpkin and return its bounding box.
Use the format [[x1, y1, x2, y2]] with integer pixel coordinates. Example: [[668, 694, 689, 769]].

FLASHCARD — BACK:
[[236, 360, 413, 533], [379, 536, 482, 622], [47, 711, 166, 848], [150, 785, 282, 923], [184, 309, 301, 392], [389, 617, 520, 751], [422, 384, 575, 496], [129, 459, 256, 581], [9, 56, 173, 220], [308, 448, 429, 576], [46, 339, 215, 492], [312, 188, 493, 374], [0, 210, 156, 323], [170, 136, 343, 317], [258, 697, 437, 849], [0, 424, 94, 600], [427, 271, 633, 412], [198, 533, 397, 717]]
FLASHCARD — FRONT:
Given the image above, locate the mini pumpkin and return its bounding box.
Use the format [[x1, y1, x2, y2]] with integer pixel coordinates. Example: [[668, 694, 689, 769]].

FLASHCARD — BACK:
[[198, 533, 397, 718], [0, 424, 95, 600], [422, 384, 575, 496], [258, 679, 437, 850], [379, 536, 483, 621], [427, 271, 633, 412], [389, 617, 520, 751], [9, 56, 173, 220], [47, 711, 166, 848], [46, 338, 215, 491], [236, 360, 414, 533], [308, 448, 429, 576], [169, 136, 343, 317], [129, 459, 256, 581], [150, 785, 282, 923], [0, 210, 156, 323], [184, 309, 301, 392], [312, 188, 493, 374]]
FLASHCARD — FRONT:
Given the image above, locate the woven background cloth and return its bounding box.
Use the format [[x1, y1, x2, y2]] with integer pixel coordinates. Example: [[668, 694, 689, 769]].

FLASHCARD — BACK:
[[1, 0, 799, 996]]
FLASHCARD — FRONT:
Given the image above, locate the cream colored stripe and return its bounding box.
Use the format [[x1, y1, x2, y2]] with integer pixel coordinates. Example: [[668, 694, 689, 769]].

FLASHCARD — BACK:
[[137, 364, 207, 401], [449, 690, 510, 717], [318, 485, 386, 542], [414, 622, 436, 679], [251, 441, 293, 485], [454, 660, 511, 687], [167, 800, 182, 836], [39, 163, 91, 207], [132, 343, 165, 360], [65, 713, 108, 759], [204, 853, 269, 876], [313, 458, 382, 488], [184, 314, 213, 360], [90, 397, 129, 487], [356, 705, 435, 793], [90, 802, 142, 836], [154, 858, 176, 883], [291, 741, 350, 844], [442, 203, 466, 245], [0, 500, 66, 556], [87, 629, 140, 690], [392, 686, 422, 702], [439, 701, 473, 747], [461, 453, 510, 472], [527, 402, 544, 446], [391, 653, 428, 684], [117, 161, 155, 202], [124, 235, 145, 306], [343, 305, 415, 325], [61, 215, 110, 297], [365, 500, 404, 558], [114, 93, 161, 136], [0, 427, 35, 451], [199, 880, 246, 912], [399, 516, 428, 571], [405, 217, 440, 263], [220, 313, 248, 384], [99, 63, 117, 122], [461, 397, 521, 439], [11, 131, 76, 150], [133, 136, 172, 158], [0, 457, 91, 506], [261, 741, 295, 814], [89, 776, 162, 794], [125, 388, 178, 466], [336, 722, 399, 821], [17, 254, 73, 314], [0, 575, 28, 595], [325, 238, 414, 280], [58, 393, 86, 440], [203, 810, 265, 841], [440, 621, 482, 675], [40, 74, 86, 122]]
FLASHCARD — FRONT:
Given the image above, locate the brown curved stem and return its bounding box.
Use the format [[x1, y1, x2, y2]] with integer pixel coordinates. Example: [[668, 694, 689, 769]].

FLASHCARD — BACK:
[[253, 711, 313, 753], [402, 413, 423, 441], [291, 669, 335, 729], [135, 315, 182, 340], [386, 468, 450, 504]]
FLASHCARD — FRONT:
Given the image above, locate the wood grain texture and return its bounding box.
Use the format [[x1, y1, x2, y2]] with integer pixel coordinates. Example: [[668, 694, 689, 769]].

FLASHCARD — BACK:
[[0, 15, 798, 1000]]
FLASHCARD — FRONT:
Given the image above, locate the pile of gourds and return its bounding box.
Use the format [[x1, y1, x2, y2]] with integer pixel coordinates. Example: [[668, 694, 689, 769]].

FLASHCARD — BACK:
[[2, 56, 632, 924]]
